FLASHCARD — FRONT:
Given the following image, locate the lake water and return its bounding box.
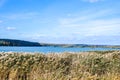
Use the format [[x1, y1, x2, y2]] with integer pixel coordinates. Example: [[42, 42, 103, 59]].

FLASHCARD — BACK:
[[0, 46, 119, 53]]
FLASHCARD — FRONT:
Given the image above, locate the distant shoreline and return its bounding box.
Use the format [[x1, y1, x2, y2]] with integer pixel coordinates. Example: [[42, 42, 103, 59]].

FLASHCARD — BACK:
[[1, 39, 120, 49]]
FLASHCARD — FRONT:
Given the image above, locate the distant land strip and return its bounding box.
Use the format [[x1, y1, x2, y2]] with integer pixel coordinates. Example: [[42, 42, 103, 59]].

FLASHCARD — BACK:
[[0, 39, 120, 49]]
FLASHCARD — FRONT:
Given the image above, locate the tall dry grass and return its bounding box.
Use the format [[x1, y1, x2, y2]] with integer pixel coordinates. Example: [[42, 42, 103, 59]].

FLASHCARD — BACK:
[[0, 51, 120, 80]]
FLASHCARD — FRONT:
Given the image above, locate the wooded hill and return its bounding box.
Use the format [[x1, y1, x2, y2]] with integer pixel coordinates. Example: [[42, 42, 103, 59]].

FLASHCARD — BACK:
[[0, 39, 120, 49], [0, 39, 41, 46]]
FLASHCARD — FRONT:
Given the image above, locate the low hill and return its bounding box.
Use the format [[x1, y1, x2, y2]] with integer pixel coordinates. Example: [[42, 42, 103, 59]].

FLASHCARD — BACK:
[[0, 39, 90, 47], [0, 39, 120, 48], [0, 39, 41, 46]]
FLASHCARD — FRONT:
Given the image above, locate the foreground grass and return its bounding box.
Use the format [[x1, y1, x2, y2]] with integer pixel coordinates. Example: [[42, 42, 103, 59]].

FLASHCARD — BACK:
[[0, 51, 120, 80]]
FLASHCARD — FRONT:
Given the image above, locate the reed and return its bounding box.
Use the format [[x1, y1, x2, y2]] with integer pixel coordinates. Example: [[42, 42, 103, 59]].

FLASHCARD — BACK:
[[0, 51, 120, 80]]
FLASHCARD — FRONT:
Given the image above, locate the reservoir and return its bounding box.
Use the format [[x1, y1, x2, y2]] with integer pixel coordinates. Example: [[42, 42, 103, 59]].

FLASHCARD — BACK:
[[0, 46, 119, 53]]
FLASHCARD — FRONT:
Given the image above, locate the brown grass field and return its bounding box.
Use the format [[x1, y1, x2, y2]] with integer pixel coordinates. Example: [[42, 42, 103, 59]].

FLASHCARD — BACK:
[[0, 51, 120, 80]]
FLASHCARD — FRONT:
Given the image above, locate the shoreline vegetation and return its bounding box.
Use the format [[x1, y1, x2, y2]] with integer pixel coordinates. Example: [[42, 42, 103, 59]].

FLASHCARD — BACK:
[[0, 39, 120, 49], [0, 51, 120, 80]]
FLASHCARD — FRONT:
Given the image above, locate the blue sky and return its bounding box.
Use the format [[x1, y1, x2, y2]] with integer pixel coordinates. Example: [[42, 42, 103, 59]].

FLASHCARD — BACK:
[[0, 0, 120, 45]]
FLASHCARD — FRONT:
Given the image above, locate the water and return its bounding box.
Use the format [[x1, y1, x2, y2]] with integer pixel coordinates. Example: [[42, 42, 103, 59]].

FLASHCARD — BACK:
[[0, 46, 119, 53]]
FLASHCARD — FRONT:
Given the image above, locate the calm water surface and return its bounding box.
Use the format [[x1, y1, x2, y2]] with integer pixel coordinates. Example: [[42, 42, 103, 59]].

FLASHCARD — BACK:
[[0, 46, 119, 53]]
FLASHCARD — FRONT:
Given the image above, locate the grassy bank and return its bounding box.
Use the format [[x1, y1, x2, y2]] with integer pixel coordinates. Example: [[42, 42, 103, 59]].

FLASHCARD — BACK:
[[0, 51, 120, 80]]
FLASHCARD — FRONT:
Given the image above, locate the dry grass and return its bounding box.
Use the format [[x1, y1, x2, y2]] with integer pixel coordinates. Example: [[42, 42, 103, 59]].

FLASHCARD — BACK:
[[0, 51, 120, 80]]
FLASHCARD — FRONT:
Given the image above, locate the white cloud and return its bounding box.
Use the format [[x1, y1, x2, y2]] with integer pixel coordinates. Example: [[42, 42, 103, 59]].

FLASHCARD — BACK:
[[58, 8, 120, 37], [85, 25, 120, 36], [60, 18, 120, 36], [6, 27, 16, 30], [59, 9, 112, 26], [82, 0, 104, 3], [0, 20, 3, 23]]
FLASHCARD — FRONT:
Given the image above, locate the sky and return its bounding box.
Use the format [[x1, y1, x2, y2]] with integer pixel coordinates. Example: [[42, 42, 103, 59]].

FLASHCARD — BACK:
[[0, 0, 120, 45]]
